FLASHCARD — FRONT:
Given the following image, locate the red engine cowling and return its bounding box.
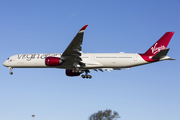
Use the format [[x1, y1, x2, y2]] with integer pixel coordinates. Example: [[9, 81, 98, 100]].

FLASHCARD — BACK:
[[45, 57, 62, 66], [66, 69, 81, 76]]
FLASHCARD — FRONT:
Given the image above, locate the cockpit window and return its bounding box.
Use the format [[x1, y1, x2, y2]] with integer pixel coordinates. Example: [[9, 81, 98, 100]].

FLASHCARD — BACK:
[[7, 58, 9, 60]]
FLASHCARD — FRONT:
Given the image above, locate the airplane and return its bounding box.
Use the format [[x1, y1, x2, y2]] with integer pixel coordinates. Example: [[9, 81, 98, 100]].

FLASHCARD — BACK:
[[3, 25, 175, 79]]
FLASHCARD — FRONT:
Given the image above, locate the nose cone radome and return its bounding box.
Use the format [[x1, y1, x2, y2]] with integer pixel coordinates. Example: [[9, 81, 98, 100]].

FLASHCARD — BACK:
[[3, 60, 8, 67]]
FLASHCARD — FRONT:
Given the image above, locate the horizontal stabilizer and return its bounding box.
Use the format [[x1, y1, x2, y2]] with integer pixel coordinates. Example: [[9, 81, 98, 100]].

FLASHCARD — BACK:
[[166, 58, 176, 60], [152, 48, 170, 59]]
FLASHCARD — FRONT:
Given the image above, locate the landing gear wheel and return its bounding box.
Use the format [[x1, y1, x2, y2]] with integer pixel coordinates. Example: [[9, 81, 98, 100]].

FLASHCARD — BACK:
[[88, 75, 92, 79], [85, 75, 88, 78], [10, 72, 13, 75], [81, 70, 92, 79], [81, 75, 85, 78]]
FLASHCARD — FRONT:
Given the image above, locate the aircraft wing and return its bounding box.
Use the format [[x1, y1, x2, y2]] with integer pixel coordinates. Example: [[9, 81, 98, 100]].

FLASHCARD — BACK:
[[61, 25, 88, 67]]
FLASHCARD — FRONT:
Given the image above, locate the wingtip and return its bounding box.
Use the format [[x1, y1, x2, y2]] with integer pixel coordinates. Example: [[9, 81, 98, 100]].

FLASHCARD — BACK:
[[79, 24, 88, 32]]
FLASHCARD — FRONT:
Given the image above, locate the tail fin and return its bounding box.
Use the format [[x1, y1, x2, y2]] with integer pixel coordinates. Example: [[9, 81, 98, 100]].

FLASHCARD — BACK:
[[144, 32, 174, 55]]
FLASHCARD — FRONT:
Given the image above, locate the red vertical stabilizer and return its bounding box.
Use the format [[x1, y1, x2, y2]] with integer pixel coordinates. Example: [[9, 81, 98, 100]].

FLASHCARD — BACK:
[[144, 32, 174, 55]]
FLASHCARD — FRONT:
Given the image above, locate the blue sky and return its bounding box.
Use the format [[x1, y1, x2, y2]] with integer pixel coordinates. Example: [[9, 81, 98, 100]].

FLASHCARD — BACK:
[[0, 0, 180, 120]]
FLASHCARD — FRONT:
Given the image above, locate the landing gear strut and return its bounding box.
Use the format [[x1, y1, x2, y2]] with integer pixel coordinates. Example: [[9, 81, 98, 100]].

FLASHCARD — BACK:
[[9, 67, 13, 75], [81, 70, 92, 79]]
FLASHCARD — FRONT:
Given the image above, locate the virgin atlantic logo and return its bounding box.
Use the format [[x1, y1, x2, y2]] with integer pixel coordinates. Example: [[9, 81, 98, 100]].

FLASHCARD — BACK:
[[151, 43, 165, 54]]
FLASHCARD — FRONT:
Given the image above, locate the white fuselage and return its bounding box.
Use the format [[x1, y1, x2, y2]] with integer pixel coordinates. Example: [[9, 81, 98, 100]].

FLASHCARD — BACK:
[[2, 26, 174, 78], [3, 53, 149, 69]]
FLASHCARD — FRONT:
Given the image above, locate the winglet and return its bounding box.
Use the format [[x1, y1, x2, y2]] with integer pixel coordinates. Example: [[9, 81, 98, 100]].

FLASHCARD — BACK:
[[79, 24, 88, 32]]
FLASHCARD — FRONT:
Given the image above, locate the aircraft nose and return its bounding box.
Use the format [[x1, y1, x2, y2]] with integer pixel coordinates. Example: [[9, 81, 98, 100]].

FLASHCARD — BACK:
[[3, 60, 8, 67]]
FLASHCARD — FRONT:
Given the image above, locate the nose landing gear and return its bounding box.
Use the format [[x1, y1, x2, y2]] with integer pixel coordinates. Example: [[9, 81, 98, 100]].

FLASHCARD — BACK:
[[9, 67, 13, 75]]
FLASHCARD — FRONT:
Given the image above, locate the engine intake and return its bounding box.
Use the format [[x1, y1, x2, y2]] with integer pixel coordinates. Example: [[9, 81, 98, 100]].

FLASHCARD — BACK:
[[45, 57, 62, 66]]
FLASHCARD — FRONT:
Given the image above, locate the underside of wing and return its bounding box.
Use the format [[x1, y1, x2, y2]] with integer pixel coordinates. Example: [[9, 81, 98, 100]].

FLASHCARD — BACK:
[[60, 25, 88, 68]]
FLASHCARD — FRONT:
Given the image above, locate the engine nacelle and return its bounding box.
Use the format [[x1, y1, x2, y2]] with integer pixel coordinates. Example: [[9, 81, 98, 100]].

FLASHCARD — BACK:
[[66, 69, 81, 76], [45, 57, 62, 66]]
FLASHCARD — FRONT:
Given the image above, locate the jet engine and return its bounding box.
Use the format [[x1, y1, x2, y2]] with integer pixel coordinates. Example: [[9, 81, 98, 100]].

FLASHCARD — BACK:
[[45, 57, 62, 66], [66, 69, 81, 76]]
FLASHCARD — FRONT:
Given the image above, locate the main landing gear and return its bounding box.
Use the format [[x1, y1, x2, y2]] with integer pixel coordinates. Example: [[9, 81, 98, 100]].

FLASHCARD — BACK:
[[72, 68, 92, 79], [81, 70, 92, 79], [9, 67, 13, 75]]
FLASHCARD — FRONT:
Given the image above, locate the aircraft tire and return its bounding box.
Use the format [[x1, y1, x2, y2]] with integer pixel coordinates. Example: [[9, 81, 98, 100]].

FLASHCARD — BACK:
[[10, 72, 13, 75], [81, 75, 85, 78], [88, 75, 92, 79]]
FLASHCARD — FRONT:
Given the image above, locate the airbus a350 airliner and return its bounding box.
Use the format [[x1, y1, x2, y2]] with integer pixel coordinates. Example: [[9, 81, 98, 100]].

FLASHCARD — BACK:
[[3, 25, 175, 79]]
